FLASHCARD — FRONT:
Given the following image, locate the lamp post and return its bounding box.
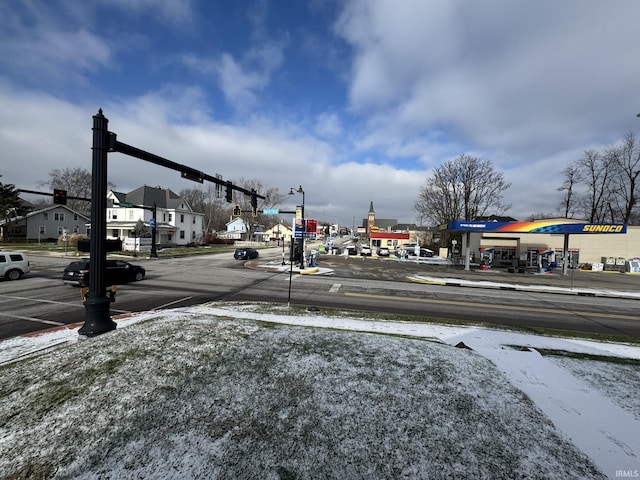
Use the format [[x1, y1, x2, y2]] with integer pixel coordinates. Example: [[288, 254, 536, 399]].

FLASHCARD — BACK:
[[289, 185, 305, 268]]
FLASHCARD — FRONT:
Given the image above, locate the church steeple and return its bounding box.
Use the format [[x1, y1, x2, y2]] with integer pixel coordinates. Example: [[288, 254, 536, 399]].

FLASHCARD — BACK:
[[367, 201, 375, 232]]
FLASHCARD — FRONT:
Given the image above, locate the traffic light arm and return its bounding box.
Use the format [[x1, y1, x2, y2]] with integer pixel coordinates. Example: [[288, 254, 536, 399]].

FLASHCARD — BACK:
[[18, 189, 91, 203], [110, 135, 266, 202]]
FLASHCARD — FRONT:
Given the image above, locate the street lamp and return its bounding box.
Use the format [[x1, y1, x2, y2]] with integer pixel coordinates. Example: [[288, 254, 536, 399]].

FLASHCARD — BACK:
[[289, 185, 305, 268]]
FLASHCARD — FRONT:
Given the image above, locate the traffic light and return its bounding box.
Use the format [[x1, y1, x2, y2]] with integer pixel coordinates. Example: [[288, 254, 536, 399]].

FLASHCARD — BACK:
[[233, 204, 242, 217], [53, 189, 67, 205], [250, 190, 258, 217], [225, 181, 233, 203]]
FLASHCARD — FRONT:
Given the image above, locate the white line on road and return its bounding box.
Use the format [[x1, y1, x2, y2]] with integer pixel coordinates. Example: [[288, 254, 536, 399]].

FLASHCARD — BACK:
[[0, 312, 64, 326], [0, 294, 84, 308], [156, 296, 194, 309], [329, 284, 342, 293]]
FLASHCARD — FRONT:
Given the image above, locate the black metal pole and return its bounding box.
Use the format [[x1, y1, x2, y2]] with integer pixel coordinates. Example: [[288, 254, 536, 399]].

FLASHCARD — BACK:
[[150, 203, 158, 258], [288, 235, 294, 305], [300, 191, 305, 268], [79, 109, 116, 336]]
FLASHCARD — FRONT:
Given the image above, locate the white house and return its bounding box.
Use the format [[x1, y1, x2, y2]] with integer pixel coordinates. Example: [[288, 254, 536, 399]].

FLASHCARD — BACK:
[[106, 186, 204, 247], [221, 217, 248, 240], [0, 205, 89, 241]]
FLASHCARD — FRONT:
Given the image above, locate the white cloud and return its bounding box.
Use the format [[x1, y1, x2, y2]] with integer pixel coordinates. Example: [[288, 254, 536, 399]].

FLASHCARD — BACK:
[[335, 0, 640, 162], [314, 113, 342, 138]]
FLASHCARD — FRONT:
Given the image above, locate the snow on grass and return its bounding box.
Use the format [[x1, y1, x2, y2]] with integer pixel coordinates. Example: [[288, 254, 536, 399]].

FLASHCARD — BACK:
[[0, 305, 635, 479]]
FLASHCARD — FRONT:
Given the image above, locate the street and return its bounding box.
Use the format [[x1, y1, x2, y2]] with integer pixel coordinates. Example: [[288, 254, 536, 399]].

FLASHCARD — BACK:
[[0, 247, 639, 340]]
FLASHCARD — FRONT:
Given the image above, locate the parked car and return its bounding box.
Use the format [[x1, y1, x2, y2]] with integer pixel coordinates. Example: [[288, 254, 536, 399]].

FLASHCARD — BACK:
[[63, 259, 146, 287], [0, 251, 31, 280], [377, 247, 390, 257], [234, 248, 259, 260], [341, 245, 358, 255], [360, 245, 372, 256], [395, 245, 434, 258]]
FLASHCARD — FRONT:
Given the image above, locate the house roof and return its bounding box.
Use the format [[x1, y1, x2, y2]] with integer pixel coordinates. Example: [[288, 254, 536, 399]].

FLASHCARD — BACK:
[[393, 224, 434, 232], [122, 186, 187, 210], [362, 218, 398, 229], [0, 205, 90, 224]]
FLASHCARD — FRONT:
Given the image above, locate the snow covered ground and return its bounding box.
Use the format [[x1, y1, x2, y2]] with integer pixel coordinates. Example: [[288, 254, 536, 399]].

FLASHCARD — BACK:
[[1, 303, 639, 479]]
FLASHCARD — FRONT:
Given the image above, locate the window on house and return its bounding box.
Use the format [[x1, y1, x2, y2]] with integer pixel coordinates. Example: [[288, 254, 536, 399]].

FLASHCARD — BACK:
[[168, 234, 172, 242], [192, 217, 195, 224], [180, 231, 185, 239], [168, 213, 172, 222], [43, 213, 48, 220], [192, 231, 196, 239], [110, 210, 118, 220], [163, 213, 166, 222], [39, 226, 46, 235], [73, 226, 79, 233], [128, 210, 134, 220], [112, 229, 119, 237], [57, 227, 63, 235], [74, 214, 78, 221], [180, 214, 184, 223]]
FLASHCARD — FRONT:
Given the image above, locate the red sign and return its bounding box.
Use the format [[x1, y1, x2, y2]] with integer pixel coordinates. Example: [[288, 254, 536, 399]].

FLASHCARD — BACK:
[[305, 219, 317, 233]]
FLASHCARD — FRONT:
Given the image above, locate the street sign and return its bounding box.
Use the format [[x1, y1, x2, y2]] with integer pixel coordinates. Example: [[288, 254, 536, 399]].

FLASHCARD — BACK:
[[263, 208, 279, 215], [119, 201, 133, 207], [149, 218, 156, 229]]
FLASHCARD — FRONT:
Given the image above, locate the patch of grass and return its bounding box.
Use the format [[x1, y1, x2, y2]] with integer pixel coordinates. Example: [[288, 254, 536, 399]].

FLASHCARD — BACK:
[[240, 301, 475, 326], [509, 325, 640, 346], [6, 461, 57, 480], [536, 348, 640, 366], [216, 301, 640, 346]]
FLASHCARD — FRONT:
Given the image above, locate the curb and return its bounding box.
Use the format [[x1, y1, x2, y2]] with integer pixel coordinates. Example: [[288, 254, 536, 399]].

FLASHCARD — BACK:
[[406, 276, 640, 300]]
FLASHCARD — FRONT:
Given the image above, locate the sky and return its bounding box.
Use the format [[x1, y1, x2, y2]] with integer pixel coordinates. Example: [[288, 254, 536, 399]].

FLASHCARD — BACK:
[[1, 0, 640, 227]]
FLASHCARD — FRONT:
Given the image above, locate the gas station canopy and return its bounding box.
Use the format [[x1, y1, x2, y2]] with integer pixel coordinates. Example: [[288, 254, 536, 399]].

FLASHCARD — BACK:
[[440, 220, 627, 234], [439, 219, 629, 274]]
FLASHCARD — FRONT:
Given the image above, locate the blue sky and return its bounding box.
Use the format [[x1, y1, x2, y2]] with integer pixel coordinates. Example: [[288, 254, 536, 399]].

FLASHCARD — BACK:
[[2, 0, 640, 226]]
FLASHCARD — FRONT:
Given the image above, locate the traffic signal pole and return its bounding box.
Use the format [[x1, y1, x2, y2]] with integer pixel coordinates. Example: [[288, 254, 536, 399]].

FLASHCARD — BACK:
[[77, 109, 266, 336], [79, 109, 116, 336]]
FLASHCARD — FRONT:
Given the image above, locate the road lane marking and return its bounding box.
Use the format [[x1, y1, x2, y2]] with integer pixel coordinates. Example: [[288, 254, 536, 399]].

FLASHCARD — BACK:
[[344, 292, 639, 321], [329, 284, 342, 293], [0, 294, 84, 308], [156, 296, 194, 309], [0, 312, 65, 326]]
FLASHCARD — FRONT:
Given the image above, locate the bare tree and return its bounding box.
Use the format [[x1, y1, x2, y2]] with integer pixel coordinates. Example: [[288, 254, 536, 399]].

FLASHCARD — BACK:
[[575, 149, 617, 223], [610, 131, 640, 223], [182, 180, 284, 241], [234, 178, 284, 240], [556, 131, 640, 225], [414, 154, 511, 226], [180, 184, 229, 235], [557, 164, 583, 218]]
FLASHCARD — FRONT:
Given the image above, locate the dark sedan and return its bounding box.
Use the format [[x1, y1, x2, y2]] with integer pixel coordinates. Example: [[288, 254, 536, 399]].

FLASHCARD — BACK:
[[63, 259, 146, 287], [234, 248, 259, 260]]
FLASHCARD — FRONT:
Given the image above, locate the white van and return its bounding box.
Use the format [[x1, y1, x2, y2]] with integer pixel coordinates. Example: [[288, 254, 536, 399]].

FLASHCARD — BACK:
[[0, 251, 31, 280]]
